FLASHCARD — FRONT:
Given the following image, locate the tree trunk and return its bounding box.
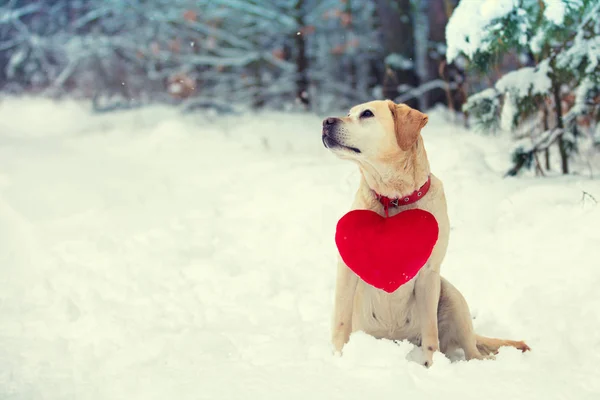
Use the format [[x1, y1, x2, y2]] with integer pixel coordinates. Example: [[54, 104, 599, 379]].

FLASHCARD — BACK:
[[414, 0, 429, 108], [551, 79, 569, 174], [345, 0, 357, 91], [428, 0, 459, 107], [542, 102, 551, 170], [294, 0, 309, 107], [373, 0, 420, 109], [250, 60, 265, 109]]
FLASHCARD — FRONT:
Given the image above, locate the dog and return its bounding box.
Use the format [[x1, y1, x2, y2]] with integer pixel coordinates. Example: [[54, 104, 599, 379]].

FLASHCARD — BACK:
[[322, 100, 529, 367]]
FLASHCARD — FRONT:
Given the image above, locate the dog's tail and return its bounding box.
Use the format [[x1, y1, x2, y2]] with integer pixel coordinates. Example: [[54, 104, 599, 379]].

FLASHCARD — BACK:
[[475, 334, 531, 356]]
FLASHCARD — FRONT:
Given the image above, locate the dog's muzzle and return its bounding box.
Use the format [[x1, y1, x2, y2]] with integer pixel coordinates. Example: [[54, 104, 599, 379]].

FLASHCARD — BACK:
[[322, 117, 335, 148], [321, 117, 361, 153]]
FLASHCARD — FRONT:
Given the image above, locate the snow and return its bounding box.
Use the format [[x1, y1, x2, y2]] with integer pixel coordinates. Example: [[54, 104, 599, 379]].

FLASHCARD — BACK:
[[500, 92, 517, 131], [529, 29, 546, 54], [495, 59, 552, 98], [1, 98, 600, 399], [445, 0, 517, 63], [385, 53, 414, 71], [557, 31, 600, 74], [566, 77, 595, 121], [543, 0, 566, 25], [479, 0, 516, 21]]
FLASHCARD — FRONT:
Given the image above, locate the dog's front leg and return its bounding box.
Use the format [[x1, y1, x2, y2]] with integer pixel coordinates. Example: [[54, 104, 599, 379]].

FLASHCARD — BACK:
[[331, 258, 359, 354], [414, 266, 441, 367]]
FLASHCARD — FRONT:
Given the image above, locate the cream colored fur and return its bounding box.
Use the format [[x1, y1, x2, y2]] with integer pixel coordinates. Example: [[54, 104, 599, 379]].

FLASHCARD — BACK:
[[323, 100, 529, 367]]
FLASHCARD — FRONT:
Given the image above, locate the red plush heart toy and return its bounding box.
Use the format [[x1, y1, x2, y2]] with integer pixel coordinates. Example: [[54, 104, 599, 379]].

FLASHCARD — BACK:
[[335, 209, 439, 293]]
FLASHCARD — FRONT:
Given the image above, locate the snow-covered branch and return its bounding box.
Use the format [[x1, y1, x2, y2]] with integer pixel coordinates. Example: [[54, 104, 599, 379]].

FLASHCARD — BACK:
[[0, 3, 42, 24], [394, 79, 458, 104], [506, 128, 564, 177]]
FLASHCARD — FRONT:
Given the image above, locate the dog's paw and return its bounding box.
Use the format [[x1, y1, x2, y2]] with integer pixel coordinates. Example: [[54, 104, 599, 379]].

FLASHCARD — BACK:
[[422, 352, 436, 368], [421, 342, 439, 368], [331, 331, 350, 355], [514, 341, 531, 353], [408, 342, 438, 368]]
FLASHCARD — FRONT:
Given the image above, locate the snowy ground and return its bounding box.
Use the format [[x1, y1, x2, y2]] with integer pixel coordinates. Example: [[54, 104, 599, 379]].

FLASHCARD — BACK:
[[1, 98, 599, 400]]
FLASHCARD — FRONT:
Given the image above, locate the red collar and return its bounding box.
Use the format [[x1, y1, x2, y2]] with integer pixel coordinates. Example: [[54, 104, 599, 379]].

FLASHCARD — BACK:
[[374, 176, 431, 217]]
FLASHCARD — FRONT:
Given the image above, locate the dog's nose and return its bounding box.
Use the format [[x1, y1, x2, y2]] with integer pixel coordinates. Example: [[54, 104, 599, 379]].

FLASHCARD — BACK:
[[323, 117, 339, 127]]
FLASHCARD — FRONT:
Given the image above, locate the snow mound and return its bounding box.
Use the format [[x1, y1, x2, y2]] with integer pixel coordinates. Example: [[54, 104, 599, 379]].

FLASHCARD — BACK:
[[0, 98, 599, 399]]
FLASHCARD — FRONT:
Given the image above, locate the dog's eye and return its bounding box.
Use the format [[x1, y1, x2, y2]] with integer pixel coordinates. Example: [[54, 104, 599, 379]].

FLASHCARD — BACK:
[[360, 110, 374, 118]]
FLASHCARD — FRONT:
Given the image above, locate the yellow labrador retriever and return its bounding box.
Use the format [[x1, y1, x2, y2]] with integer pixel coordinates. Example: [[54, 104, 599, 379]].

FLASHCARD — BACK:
[[322, 100, 529, 367]]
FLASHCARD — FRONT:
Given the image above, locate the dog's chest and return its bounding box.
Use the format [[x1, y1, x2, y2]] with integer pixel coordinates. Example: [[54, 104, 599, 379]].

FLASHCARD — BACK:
[[352, 279, 421, 340]]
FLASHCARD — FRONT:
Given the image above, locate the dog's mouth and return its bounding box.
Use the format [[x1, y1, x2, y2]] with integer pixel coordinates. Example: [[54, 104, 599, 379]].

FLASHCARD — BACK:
[[322, 134, 361, 154]]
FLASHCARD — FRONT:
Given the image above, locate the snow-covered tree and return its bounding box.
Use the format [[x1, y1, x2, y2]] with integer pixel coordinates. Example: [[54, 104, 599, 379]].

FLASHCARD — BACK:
[[0, 0, 67, 93], [0, 0, 459, 115], [0, 0, 387, 113], [447, 0, 600, 176]]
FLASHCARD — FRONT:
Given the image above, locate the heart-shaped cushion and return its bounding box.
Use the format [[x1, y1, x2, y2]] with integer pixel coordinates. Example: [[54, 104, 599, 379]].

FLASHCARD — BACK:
[[335, 209, 439, 293]]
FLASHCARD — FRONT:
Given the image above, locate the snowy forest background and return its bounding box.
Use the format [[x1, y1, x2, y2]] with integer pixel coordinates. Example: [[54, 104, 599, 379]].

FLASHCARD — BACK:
[[0, 0, 599, 176]]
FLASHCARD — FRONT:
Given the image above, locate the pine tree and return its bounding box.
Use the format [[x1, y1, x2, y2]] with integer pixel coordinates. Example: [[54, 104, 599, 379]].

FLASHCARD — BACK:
[[446, 0, 600, 176]]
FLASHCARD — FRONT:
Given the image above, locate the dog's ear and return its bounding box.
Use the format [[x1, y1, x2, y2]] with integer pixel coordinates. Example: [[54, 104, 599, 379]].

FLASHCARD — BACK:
[[387, 101, 428, 151]]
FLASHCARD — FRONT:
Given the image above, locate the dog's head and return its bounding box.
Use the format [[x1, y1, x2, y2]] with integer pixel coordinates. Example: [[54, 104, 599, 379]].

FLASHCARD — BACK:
[[321, 100, 428, 163]]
